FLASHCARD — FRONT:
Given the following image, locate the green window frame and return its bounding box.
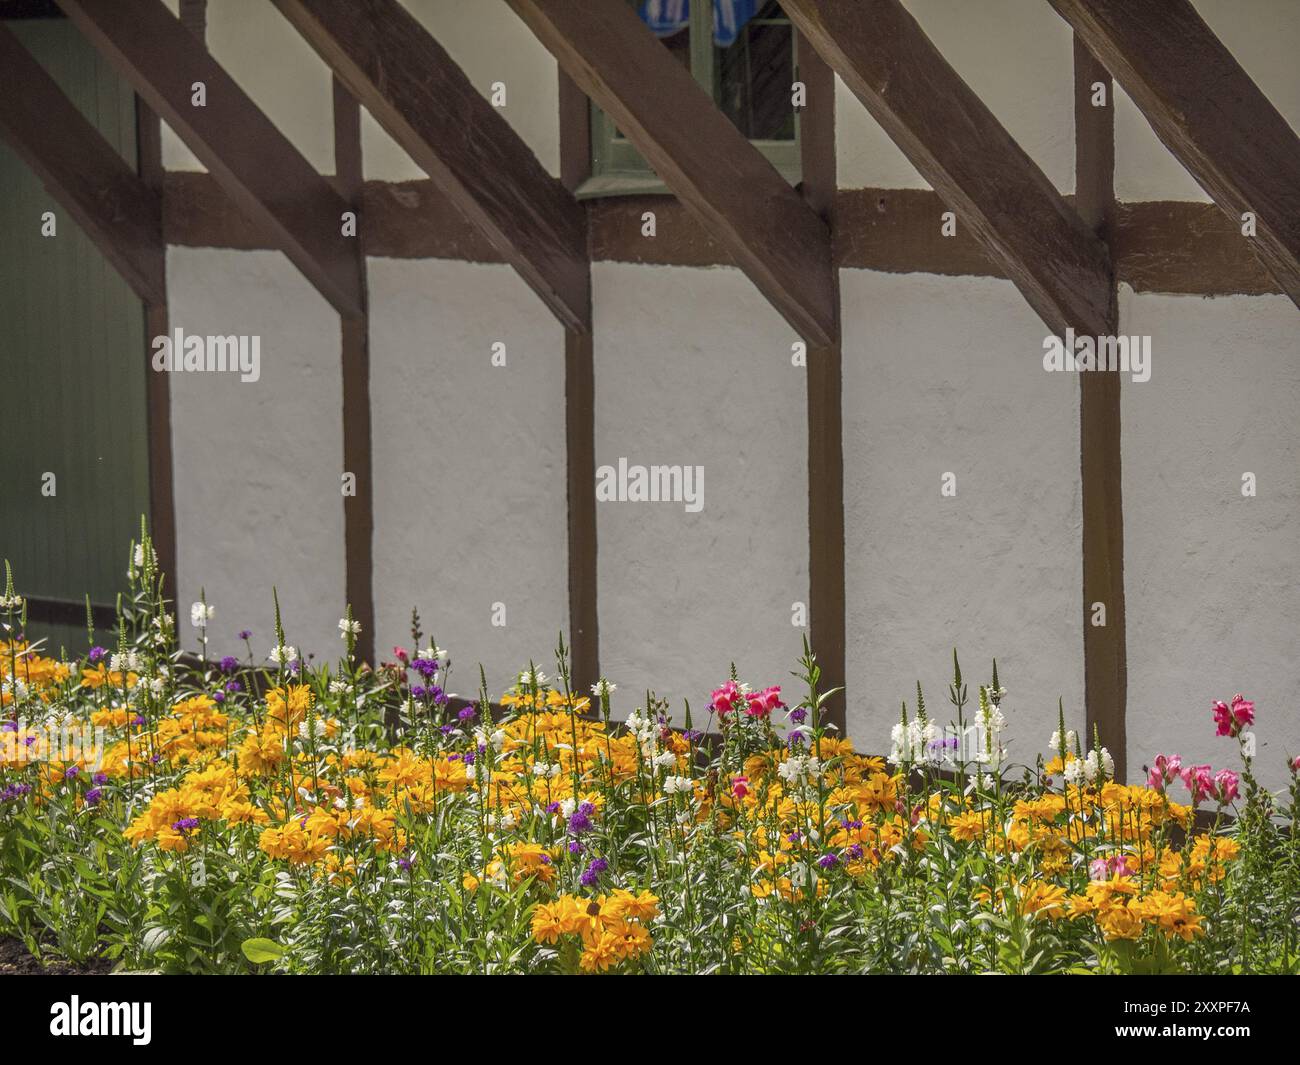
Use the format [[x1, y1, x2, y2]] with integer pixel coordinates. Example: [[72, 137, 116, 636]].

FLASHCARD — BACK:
[[580, 1, 801, 198]]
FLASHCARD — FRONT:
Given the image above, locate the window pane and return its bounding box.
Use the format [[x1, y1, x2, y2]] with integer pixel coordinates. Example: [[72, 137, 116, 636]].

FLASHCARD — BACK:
[[614, 2, 693, 140], [715, 1, 795, 141]]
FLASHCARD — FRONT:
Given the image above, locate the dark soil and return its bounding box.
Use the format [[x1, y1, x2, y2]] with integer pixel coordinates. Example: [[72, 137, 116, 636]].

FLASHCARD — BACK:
[[0, 936, 113, 975]]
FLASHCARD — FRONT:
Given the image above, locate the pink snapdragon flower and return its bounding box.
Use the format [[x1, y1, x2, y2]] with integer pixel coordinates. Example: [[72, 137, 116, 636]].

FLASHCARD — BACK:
[[1212, 769, 1240, 804], [1147, 753, 1182, 792], [1089, 854, 1136, 881], [745, 685, 785, 718], [1212, 693, 1254, 737], [1180, 763, 1214, 804], [1291, 755, 1300, 775], [710, 681, 744, 716], [731, 775, 749, 799]]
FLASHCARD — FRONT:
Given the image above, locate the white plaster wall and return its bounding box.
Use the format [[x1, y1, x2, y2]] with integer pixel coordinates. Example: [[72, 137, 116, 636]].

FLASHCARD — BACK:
[[841, 270, 1085, 766], [362, 0, 560, 180], [1121, 289, 1300, 793], [837, 0, 1075, 192], [592, 264, 808, 722], [167, 247, 346, 662], [367, 258, 568, 700], [1114, 0, 1300, 201]]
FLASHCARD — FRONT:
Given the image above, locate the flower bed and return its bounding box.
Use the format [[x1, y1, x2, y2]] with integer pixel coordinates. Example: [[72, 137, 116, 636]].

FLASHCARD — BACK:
[[1, 542, 1297, 974]]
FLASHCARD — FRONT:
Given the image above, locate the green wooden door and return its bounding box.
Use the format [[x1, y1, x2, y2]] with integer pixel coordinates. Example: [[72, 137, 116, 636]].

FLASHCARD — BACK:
[[0, 18, 150, 655]]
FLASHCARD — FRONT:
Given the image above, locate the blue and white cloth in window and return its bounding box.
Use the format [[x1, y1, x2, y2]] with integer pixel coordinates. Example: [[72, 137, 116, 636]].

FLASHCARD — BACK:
[[638, 0, 762, 48]]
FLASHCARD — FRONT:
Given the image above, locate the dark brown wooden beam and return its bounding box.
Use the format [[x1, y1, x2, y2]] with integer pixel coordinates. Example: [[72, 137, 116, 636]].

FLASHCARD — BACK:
[[784, 0, 1114, 339], [135, 93, 178, 598], [1113, 200, 1277, 297], [506, 0, 836, 346], [0, 23, 164, 305], [1050, 0, 1300, 308], [58, 0, 363, 318], [333, 75, 375, 665], [797, 34, 845, 734], [272, 0, 590, 333], [161, 172, 1280, 297], [558, 68, 598, 693], [1073, 35, 1127, 782]]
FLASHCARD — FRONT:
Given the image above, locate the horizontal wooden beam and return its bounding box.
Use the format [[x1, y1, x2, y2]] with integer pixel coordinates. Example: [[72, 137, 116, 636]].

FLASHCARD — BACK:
[[784, 0, 1114, 339], [1050, 0, 1300, 308], [162, 172, 1280, 297], [0, 23, 164, 304], [505, 0, 837, 346], [272, 0, 591, 333], [58, 0, 363, 318]]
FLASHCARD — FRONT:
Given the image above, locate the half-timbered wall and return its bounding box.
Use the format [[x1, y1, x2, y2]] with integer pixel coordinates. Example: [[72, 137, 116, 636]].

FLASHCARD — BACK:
[[10, 1, 1296, 789]]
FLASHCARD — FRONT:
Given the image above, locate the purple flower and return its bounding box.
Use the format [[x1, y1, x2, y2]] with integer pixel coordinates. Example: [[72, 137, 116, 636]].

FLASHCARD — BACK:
[[439, 724, 454, 735], [817, 853, 838, 869], [397, 857, 413, 872], [213, 691, 225, 703], [462, 750, 476, 766], [545, 801, 561, 814], [88, 646, 108, 664], [410, 658, 439, 680], [789, 707, 808, 723], [93, 772, 108, 786], [458, 706, 476, 722], [85, 788, 103, 806], [1, 783, 33, 802], [567, 840, 583, 855], [567, 801, 596, 836], [64, 766, 80, 780], [411, 685, 427, 700], [579, 857, 608, 887], [133, 715, 146, 726], [219, 656, 239, 673], [0, 721, 16, 733], [237, 630, 252, 641], [171, 817, 200, 833], [225, 680, 242, 693], [846, 844, 864, 860], [787, 831, 802, 844]]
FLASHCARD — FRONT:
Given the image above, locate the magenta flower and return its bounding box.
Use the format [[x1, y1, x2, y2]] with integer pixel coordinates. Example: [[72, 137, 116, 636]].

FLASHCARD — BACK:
[[1147, 753, 1182, 792], [710, 680, 743, 716], [1213, 693, 1255, 738], [1180, 763, 1214, 804], [744, 685, 785, 718], [1212, 769, 1240, 804], [1230, 694, 1255, 730]]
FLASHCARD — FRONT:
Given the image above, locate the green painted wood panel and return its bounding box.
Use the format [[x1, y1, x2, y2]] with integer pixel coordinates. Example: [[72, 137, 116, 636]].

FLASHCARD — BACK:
[[0, 19, 150, 639]]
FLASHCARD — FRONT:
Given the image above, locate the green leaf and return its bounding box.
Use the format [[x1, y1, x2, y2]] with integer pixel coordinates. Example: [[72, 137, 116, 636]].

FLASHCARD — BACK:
[[241, 937, 286, 964]]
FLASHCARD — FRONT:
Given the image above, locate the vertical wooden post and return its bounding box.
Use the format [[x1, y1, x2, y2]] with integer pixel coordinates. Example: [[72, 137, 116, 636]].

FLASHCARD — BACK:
[[558, 70, 598, 694], [798, 34, 845, 732], [1074, 35, 1127, 779], [333, 75, 375, 665]]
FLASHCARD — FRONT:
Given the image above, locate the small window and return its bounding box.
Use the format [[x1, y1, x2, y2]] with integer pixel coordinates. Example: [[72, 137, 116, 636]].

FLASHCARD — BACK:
[[583, 0, 800, 197]]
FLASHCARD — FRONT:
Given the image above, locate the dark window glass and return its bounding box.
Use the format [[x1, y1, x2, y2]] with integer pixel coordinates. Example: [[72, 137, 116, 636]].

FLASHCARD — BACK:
[[715, 1, 795, 141]]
